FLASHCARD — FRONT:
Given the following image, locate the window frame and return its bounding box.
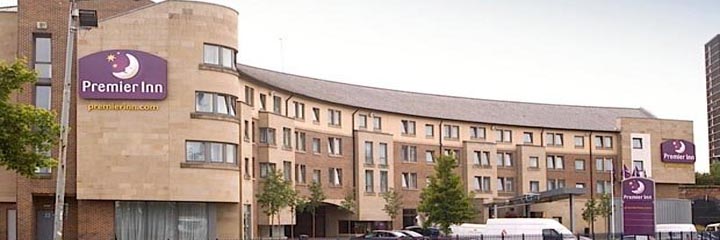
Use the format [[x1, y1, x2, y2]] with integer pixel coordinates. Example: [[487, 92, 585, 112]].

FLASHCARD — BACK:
[[195, 91, 237, 117], [185, 140, 238, 165], [203, 43, 236, 69], [632, 138, 643, 149]]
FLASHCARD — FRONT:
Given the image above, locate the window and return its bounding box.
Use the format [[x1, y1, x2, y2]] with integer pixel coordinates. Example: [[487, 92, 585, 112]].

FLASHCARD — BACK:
[[401, 172, 418, 189], [358, 115, 367, 129], [365, 170, 374, 193], [295, 164, 307, 184], [35, 85, 51, 110], [244, 158, 251, 177], [575, 159, 585, 171], [481, 151, 490, 166], [632, 138, 643, 149], [401, 120, 416, 135], [273, 96, 282, 114], [328, 109, 342, 126], [474, 176, 492, 192], [633, 160, 644, 171], [529, 156, 539, 168], [604, 158, 613, 172], [379, 143, 388, 165], [259, 94, 267, 110], [497, 177, 514, 192], [523, 132, 533, 144], [365, 141, 374, 164], [380, 171, 389, 193], [259, 163, 276, 178], [495, 129, 512, 142], [497, 152, 512, 167], [294, 101, 305, 119], [243, 121, 250, 141], [312, 107, 320, 122], [470, 127, 486, 139], [328, 137, 342, 155], [530, 181, 540, 193], [596, 180, 611, 194], [283, 161, 292, 181], [426, 150, 435, 163], [545, 133, 563, 146], [373, 116, 382, 130], [243, 204, 252, 240], [546, 155, 563, 169], [547, 179, 566, 190], [185, 141, 237, 164], [575, 183, 585, 189], [295, 131, 306, 151], [312, 138, 321, 153], [283, 128, 292, 148], [595, 136, 613, 148], [425, 124, 434, 137], [574, 136, 584, 147], [443, 125, 459, 139], [203, 43, 235, 68], [34, 35, 52, 80], [259, 128, 276, 145], [329, 168, 343, 186], [245, 86, 254, 106], [195, 92, 237, 116], [312, 169, 321, 183], [401, 145, 417, 162], [115, 202, 212, 240]]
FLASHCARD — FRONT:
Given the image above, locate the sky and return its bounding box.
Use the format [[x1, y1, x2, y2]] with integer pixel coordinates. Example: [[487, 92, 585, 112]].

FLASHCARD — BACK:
[[1, 0, 717, 172]]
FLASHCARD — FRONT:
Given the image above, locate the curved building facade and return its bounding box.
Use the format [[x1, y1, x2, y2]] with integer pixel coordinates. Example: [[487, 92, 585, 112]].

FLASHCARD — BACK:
[[0, 1, 697, 239]]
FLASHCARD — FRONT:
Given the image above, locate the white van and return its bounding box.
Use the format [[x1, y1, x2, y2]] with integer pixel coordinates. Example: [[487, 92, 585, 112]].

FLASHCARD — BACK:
[[706, 223, 720, 232], [482, 218, 585, 240], [656, 224, 697, 240], [449, 223, 486, 236]]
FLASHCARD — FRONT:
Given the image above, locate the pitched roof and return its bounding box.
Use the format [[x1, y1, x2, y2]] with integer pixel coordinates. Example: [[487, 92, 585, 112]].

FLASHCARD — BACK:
[[237, 64, 655, 131]]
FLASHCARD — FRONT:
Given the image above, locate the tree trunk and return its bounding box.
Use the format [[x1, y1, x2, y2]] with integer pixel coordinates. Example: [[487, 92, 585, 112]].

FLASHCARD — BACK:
[[312, 211, 316, 238], [270, 213, 274, 238], [278, 214, 282, 238]]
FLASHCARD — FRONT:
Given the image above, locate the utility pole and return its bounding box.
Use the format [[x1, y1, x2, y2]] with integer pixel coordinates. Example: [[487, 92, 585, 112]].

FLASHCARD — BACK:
[[53, 0, 77, 239]]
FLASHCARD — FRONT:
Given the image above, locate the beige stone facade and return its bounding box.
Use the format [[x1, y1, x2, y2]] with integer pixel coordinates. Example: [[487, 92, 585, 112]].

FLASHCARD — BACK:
[[0, 1, 697, 239]]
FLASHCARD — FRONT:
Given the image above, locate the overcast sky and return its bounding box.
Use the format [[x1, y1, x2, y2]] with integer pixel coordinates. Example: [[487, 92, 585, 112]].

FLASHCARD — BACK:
[[2, 0, 717, 172]]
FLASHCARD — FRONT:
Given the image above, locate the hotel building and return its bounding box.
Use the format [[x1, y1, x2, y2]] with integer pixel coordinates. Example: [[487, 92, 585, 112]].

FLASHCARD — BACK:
[[0, 1, 697, 239]]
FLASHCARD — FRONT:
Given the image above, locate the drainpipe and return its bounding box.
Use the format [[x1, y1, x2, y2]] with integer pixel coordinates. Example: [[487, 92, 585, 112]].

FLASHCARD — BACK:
[[351, 108, 360, 190], [589, 131, 595, 236], [540, 129, 545, 146], [284, 94, 295, 117], [438, 120, 444, 152]]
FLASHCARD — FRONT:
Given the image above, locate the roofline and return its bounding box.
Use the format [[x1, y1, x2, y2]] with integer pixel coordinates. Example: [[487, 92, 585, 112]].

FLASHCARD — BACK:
[[236, 63, 628, 132], [618, 116, 693, 123], [236, 63, 653, 113], [99, 0, 237, 23]]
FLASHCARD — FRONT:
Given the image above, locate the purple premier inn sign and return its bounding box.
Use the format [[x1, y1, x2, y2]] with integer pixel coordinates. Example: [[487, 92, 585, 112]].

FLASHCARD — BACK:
[[660, 139, 696, 163], [622, 177, 656, 236], [79, 50, 167, 100]]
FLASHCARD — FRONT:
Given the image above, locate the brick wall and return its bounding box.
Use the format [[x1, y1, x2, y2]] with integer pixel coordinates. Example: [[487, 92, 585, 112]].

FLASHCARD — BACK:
[[77, 200, 114, 240], [680, 185, 720, 200]]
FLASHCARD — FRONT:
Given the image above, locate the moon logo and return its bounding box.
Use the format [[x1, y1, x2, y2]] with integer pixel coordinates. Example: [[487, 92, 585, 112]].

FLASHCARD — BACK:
[[112, 53, 140, 80], [631, 180, 646, 194], [674, 141, 686, 154]]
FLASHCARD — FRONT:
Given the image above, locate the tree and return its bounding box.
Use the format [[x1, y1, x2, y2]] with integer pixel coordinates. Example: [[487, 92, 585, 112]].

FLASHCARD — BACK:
[[418, 155, 475, 235], [382, 188, 402, 224], [582, 198, 599, 236], [0, 59, 60, 176], [339, 190, 356, 214], [297, 181, 326, 237], [696, 163, 720, 185], [597, 194, 613, 235], [256, 170, 295, 237]]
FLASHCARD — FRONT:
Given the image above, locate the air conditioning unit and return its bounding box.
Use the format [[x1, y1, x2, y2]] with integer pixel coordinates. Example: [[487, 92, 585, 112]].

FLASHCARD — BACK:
[[36, 22, 48, 30]]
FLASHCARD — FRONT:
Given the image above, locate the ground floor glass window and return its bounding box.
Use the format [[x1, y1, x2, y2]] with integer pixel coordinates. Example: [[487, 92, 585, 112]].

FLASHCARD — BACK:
[[115, 201, 212, 240]]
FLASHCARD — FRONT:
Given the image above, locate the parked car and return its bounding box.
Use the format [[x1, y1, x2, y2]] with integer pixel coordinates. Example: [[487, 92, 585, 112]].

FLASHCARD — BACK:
[[404, 226, 441, 238], [483, 218, 590, 240], [352, 230, 413, 240], [398, 229, 427, 240], [707, 223, 720, 232]]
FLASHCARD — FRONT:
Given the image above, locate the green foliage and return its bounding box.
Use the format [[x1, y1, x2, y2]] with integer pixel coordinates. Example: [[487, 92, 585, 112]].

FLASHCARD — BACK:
[[256, 170, 296, 226], [696, 163, 720, 185], [382, 188, 403, 220], [0, 60, 60, 176], [596, 194, 612, 218], [418, 155, 475, 235], [339, 190, 356, 213], [297, 181, 326, 237], [582, 198, 599, 225]]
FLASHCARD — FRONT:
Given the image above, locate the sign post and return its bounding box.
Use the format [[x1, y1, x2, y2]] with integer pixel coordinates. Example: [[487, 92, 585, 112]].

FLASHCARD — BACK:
[[622, 176, 656, 236]]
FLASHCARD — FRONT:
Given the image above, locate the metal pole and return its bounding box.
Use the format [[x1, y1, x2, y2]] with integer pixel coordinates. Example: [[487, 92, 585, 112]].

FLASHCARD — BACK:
[[610, 166, 615, 238], [570, 195, 575, 234], [53, 0, 77, 239]]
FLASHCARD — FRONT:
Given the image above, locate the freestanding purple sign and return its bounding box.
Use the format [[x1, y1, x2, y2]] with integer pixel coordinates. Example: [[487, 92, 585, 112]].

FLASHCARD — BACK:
[[622, 177, 655, 236], [661, 140, 696, 163], [79, 50, 167, 100]]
